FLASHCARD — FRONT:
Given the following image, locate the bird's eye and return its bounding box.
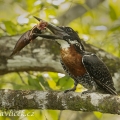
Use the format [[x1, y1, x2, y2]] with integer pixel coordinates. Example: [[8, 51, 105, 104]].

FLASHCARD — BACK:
[[66, 27, 73, 33]]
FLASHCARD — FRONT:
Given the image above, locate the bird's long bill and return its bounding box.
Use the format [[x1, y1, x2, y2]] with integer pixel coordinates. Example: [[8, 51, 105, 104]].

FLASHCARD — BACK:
[[34, 16, 69, 40], [47, 23, 69, 39]]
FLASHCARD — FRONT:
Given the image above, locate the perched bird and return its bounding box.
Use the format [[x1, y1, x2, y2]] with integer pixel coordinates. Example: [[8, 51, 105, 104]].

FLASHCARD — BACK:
[[24, 17, 118, 95]]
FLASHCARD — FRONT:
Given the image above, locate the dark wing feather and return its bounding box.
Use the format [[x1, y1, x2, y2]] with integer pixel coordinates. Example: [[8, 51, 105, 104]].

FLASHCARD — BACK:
[[82, 54, 117, 95]]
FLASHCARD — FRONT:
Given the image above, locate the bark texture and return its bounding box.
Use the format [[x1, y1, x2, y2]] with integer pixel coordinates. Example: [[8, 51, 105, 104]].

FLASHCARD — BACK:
[[0, 89, 119, 114]]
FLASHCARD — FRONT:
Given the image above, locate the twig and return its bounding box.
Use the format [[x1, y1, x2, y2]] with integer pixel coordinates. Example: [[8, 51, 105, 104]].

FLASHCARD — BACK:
[[17, 72, 27, 85]]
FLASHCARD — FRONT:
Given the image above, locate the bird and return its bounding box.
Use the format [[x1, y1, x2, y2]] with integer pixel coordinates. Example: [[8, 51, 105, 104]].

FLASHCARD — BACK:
[[31, 17, 118, 95]]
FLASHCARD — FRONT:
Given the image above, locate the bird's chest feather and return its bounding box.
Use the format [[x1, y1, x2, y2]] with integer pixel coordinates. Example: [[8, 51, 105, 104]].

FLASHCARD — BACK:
[[60, 45, 86, 77]]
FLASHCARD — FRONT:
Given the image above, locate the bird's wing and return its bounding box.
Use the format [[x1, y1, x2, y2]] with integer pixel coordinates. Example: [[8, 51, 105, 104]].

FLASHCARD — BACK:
[[82, 54, 117, 95]]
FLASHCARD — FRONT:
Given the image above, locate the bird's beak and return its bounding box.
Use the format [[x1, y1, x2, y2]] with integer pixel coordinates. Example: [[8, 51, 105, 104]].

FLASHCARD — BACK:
[[33, 16, 42, 21], [34, 16, 69, 39], [47, 23, 69, 39]]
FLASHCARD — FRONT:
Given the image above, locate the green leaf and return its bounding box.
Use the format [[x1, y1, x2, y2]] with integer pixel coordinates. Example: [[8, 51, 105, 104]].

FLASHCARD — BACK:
[[52, 5, 59, 9], [47, 110, 59, 120], [28, 75, 43, 90], [3, 21, 17, 35], [57, 76, 74, 90], [38, 75, 51, 90], [109, 5, 117, 21], [94, 111, 102, 119], [26, 0, 36, 11], [48, 72, 59, 83], [12, 84, 37, 90]]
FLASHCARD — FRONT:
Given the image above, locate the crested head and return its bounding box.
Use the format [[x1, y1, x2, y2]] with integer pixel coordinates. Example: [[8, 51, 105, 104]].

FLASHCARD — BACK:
[[52, 26, 81, 49], [53, 26, 85, 50], [57, 26, 80, 43]]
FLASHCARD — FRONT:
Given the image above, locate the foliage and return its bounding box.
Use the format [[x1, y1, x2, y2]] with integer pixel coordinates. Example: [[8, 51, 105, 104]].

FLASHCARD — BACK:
[[0, 0, 120, 119]]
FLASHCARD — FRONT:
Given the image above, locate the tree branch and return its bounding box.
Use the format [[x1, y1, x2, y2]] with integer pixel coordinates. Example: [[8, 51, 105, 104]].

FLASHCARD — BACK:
[[0, 35, 120, 91], [0, 89, 119, 114], [57, 0, 105, 25]]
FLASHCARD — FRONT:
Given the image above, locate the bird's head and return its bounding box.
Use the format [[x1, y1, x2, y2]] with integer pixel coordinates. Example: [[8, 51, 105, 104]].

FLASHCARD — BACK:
[[34, 16, 84, 49]]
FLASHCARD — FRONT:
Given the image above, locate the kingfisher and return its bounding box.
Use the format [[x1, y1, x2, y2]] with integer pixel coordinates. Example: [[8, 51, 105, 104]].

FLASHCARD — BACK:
[[24, 17, 118, 95], [33, 17, 117, 95]]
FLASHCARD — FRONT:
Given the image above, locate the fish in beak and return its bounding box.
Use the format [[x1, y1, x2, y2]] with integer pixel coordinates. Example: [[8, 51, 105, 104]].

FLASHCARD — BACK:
[[33, 16, 69, 40], [10, 16, 69, 57]]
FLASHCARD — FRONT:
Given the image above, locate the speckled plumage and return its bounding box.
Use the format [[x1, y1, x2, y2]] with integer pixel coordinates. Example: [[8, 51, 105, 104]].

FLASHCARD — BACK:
[[82, 53, 116, 94], [41, 23, 117, 95], [60, 43, 117, 95]]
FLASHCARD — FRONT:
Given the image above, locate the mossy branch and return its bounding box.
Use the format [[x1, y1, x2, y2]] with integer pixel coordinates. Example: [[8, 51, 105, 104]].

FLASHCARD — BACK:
[[0, 89, 119, 114]]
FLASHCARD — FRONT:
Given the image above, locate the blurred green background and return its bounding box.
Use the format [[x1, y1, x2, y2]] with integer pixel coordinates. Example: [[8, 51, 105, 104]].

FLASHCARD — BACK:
[[0, 0, 120, 119]]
